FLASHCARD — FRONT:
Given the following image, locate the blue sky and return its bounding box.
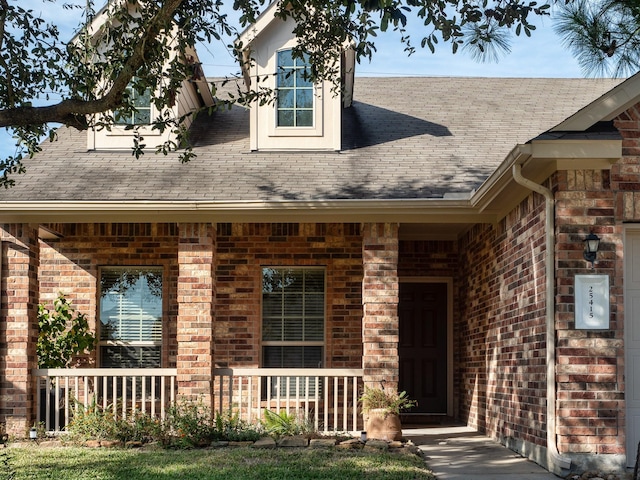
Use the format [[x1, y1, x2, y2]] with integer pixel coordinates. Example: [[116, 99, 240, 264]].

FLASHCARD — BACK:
[[0, 2, 590, 162]]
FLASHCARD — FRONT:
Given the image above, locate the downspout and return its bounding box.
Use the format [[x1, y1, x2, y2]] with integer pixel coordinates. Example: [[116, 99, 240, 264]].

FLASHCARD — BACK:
[[512, 161, 572, 475]]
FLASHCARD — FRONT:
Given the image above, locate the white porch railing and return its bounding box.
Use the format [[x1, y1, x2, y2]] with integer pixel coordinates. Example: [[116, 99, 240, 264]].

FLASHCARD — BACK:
[[33, 367, 365, 434], [33, 368, 178, 432], [213, 368, 364, 434]]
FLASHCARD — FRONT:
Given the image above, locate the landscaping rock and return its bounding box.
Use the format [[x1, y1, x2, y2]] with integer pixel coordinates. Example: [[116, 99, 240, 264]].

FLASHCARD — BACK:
[[210, 441, 229, 448], [309, 438, 337, 448], [228, 441, 254, 447], [125, 441, 143, 448], [253, 437, 276, 449], [364, 439, 389, 452], [337, 438, 364, 450], [277, 435, 308, 447], [85, 440, 101, 448]]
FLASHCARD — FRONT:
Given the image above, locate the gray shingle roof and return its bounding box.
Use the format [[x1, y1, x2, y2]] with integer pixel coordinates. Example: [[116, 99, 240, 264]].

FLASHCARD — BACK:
[[0, 77, 623, 202]]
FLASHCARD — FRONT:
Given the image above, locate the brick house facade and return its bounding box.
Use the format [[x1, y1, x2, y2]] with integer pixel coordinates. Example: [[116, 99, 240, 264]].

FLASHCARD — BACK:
[[3, 9, 640, 475]]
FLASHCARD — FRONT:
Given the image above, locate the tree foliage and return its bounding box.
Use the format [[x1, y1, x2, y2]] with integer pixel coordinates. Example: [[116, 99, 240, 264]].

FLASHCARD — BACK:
[[0, 0, 552, 187], [37, 293, 96, 369], [555, 0, 640, 77]]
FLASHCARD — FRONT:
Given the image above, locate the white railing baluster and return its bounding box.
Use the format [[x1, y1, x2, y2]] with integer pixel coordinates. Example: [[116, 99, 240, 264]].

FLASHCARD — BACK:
[[343, 377, 348, 432], [352, 376, 358, 432], [33, 368, 362, 434], [160, 376, 166, 420], [151, 376, 156, 417], [333, 377, 339, 430], [324, 376, 329, 433]]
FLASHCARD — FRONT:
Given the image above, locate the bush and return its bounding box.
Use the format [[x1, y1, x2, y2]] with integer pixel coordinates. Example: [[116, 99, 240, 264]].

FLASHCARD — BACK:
[[262, 409, 315, 438], [66, 399, 119, 441], [165, 398, 216, 448], [213, 410, 263, 442], [37, 293, 96, 369], [67, 397, 267, 448]]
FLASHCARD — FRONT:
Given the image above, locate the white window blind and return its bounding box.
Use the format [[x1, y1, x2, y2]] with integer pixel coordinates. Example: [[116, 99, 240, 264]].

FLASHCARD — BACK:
[[99, 267, 162, 368]]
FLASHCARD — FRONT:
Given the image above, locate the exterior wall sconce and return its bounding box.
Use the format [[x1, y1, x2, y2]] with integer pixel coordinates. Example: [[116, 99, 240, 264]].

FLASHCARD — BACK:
[[583, 233, 600, 267]]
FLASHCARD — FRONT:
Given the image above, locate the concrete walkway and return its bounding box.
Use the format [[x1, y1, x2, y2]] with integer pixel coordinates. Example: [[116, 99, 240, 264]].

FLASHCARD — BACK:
[[403, 425, 561, 480]]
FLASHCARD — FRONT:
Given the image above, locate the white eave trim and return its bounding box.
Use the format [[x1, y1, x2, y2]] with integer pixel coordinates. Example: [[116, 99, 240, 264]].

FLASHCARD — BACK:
[[0, 198, 499, 224]]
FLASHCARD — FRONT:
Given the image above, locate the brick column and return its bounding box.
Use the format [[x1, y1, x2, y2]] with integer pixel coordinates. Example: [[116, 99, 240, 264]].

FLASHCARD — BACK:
[[362, 223, 399, 390], [177, 223, 215, 406], [0, 224, 39, 436]]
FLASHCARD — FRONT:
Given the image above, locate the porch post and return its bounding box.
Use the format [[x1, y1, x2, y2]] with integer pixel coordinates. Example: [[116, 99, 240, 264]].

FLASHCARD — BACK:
[[0, 224, 39, 436], [177, 223, 215, 406], [361, 223, 399, 391]]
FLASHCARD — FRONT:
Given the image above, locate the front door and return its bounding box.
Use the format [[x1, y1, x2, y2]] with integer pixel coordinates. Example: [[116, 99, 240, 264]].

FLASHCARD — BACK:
[[399, 282, 448, 414]]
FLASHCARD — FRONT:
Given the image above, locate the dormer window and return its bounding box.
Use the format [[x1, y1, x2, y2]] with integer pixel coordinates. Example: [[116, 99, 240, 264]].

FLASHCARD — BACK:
[[115, 85, 152, 125], [276, 50, 313, 128]]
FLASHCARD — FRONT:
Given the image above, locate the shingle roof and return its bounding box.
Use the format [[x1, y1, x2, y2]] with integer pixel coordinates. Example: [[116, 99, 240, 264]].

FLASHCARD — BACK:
[[0, 77, 623, 202]]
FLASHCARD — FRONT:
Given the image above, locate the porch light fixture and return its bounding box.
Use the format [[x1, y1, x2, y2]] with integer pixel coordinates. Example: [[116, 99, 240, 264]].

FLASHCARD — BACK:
[[583, 233, 600, 267]]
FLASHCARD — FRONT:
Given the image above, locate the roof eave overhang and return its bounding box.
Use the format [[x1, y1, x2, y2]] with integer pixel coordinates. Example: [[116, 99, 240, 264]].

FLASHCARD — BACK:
[[471, 138, 621, 219], [0, 199, 496, 224], [0, 139, 621, 227]]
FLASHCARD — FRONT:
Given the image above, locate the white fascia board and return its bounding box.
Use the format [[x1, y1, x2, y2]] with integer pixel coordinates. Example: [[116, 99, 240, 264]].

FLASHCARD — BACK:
[[237, 1, 282, 48], [528, 139, 621, 163], [0, 198, 499, 224]]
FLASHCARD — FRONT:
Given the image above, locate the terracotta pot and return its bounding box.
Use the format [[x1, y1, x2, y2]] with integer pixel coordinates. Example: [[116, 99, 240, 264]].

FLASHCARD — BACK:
[[364, 408, 402, 441]]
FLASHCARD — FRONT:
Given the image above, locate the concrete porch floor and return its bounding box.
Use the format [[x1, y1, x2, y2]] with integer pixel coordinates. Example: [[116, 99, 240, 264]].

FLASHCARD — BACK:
[[403, 425, 562, 479]]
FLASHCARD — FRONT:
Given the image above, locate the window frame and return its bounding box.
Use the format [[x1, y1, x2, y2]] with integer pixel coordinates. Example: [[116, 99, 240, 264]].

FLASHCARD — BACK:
[[98, 266, 164, 369], [267, 48, 324, 139], [114, 84, 153, 126], [261, 266, 326, 369], [275, 49, 315, 129]]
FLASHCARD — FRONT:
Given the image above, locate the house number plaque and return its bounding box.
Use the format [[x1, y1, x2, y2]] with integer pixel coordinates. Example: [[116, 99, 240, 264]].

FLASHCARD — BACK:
[[575, 274, 610, 330]]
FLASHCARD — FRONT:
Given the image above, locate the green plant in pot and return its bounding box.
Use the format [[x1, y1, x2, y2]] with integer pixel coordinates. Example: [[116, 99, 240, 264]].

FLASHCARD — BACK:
[[360, 381, 416, 442]]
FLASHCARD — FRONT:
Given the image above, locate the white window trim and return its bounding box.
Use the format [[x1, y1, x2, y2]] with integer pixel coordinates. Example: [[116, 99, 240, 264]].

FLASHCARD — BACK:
[[269, 48, 324, 138]]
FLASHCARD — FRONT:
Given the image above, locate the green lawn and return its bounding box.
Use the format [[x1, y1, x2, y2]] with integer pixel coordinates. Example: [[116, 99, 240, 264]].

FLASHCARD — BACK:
[[2, 445, 436, 480]]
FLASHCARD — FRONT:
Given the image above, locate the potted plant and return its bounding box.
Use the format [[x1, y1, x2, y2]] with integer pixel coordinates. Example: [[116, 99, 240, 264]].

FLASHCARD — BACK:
[[360, 382, 416, 441]]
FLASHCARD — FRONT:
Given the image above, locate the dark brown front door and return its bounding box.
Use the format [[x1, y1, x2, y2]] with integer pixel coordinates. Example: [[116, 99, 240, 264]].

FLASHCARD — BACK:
[[399, 282, 448, 414]]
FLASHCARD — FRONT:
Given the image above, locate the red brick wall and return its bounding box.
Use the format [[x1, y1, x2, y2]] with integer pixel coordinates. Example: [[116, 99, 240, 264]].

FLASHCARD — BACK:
[[37, 222, 364, 373], [38, 223, 180, 367], [177, 223, 215, 401], [554, 168, 623, 456], [215, 223, 363, 369], [457, 194, 549, 448], [1, 224, 39, 435], [362, 223, 399, 389]]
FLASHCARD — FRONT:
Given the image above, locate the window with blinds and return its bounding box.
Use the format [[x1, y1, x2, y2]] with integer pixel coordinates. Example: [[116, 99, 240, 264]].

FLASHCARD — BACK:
[[99, 267, 163, 368], [262, 267, 324, 396]]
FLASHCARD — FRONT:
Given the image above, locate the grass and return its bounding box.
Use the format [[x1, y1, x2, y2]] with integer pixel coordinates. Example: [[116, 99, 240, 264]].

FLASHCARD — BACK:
[[3, 444, 436, 480]]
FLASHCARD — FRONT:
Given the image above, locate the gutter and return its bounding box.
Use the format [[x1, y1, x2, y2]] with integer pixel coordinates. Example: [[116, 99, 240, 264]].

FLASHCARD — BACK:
[[511, 155, 572, 475]]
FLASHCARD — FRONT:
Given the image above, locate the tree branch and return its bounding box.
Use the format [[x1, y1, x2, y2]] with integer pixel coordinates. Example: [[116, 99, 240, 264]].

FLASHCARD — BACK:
[[0, 0, 186, 129]]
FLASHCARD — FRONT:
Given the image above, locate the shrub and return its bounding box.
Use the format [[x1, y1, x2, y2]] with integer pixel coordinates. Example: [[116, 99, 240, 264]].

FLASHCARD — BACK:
[[114, 412, 165, 444], [213, 410, 263, 442], [37, 293, 96, 369], [262, 409, 315, 438], [165, 398, 216, 447], [66, 399, 118, 441]]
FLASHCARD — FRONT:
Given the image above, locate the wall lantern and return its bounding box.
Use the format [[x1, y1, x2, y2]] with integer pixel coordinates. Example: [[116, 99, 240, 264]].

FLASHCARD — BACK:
[[583, 233, 600, 267]]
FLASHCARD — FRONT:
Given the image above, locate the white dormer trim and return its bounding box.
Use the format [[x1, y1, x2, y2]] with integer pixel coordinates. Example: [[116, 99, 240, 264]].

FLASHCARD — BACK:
[[239, 7, 342, 151]]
